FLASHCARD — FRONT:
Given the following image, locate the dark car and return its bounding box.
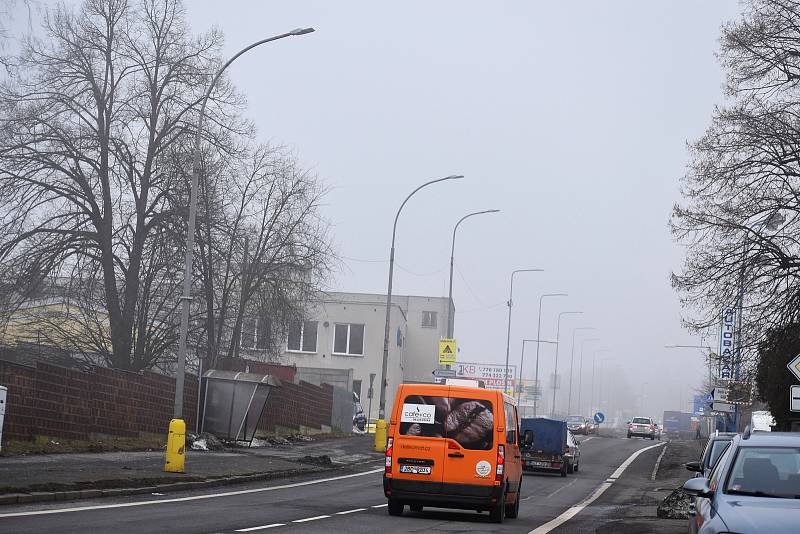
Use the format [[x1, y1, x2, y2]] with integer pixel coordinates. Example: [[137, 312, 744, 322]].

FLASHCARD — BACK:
[[566, 415, 589, 435], [685, 431, 737, 479], [683, 429, 800, 534]]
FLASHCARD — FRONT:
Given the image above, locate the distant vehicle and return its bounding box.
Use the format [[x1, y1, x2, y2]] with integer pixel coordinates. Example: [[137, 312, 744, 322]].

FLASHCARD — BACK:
[[353, 393, 366, 431], [662, 410, 693, 438], [383, 383, 523, 523], [627, 416, 656, 440], [653, 422, 663, 440], [685, 431, 736, 479], [520, 417, 580, 476], [585, 418, 598, 435], [565, 415, 590, 435], [683, 429, 800, 534]]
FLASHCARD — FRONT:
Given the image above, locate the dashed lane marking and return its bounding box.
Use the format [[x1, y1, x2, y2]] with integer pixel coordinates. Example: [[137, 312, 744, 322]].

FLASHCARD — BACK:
[[292, 515, 330, 523], [335, 508, 367, 515], [0, 468, 385, 518], [529, 441, 665, 534], [235, 524, 286, 532]]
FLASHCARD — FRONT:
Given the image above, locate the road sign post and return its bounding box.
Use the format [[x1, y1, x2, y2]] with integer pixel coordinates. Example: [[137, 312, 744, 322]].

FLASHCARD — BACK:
[[788, 354, 800, 382], [791, 386, 800, 413]]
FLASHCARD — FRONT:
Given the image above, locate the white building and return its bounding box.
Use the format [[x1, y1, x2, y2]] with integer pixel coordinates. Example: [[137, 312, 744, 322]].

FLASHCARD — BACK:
[[268, 292, 451, 420]]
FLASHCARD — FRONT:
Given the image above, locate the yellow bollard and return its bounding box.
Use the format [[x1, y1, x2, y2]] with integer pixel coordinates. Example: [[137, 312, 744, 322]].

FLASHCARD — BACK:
[[164, 418, 186, 473], [373, 419, 387, 452]]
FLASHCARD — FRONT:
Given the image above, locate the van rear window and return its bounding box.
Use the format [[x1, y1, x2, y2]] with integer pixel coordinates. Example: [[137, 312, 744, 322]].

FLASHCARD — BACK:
[[399, 395, 494, 450]]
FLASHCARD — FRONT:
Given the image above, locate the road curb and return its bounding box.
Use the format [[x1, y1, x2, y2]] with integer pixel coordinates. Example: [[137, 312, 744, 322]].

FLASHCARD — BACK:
[[0, 463, 381, 507]]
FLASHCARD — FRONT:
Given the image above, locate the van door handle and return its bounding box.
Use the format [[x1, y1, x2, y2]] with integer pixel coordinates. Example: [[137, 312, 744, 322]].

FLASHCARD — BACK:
[[448, 452, 464, 458]]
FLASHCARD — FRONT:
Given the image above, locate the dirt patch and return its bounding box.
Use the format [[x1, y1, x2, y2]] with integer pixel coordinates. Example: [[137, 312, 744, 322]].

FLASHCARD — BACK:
[[0, 436, 166, 457], [297, 454, 333, 466], [655, 439, 704, 481], [657, 488, 691, 519]]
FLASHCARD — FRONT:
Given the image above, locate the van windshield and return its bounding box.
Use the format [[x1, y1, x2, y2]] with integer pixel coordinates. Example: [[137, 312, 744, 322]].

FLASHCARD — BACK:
[[399, 395, 494, 450]]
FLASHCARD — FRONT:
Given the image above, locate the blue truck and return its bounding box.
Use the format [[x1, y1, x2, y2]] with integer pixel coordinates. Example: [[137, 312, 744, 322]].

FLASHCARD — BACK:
[[662, 411, 693, 439], [520, 417, 579, 477]]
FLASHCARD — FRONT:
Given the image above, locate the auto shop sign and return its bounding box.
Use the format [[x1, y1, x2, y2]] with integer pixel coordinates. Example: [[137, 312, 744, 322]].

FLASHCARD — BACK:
[[455, 362, 516, 390], [718, 308, 736, 380]]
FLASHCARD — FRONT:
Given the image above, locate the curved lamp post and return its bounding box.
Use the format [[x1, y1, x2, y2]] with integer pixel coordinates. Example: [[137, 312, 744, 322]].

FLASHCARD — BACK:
[[174, 28, 315, 423], [546, 311, 582, 417], [517, 338, 558, 413], [527, 293, 567, 404], [575, 337, 600, 414], [378, 175, 464, 420], [503, 269, 544, 393], [447, 210, 500, 338]]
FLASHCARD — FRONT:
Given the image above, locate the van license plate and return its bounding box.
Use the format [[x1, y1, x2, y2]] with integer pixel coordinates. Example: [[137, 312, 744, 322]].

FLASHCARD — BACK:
[[399, 465, 431, 475]]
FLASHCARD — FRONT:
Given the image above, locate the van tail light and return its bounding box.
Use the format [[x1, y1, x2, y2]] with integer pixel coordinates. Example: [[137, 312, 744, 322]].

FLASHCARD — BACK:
[[495, 444, 505, 482], [385, 437, 393, 475]]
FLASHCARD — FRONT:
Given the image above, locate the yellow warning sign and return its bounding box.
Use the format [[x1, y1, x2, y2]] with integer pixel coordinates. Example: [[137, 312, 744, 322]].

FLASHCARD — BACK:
[[439, 338, 457, 365]]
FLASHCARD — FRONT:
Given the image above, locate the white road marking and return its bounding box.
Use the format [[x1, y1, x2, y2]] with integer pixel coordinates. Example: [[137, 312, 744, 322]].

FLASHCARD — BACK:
[[545, 478, 576, 499], [651, 443, 668, 481], [292, 515, 330, 523], [370, 503, 388, 508], [335, 508, 367, 515], [0, 467, 385, 518], [581, 437, 595, 442], [529, 441, 665, 534], [235, 524, 286, 532]]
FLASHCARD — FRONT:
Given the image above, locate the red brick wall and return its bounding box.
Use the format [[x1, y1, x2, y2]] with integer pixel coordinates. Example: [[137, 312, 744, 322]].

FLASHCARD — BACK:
[[257, 380, 334, 433], [0, 360, 197, 441]]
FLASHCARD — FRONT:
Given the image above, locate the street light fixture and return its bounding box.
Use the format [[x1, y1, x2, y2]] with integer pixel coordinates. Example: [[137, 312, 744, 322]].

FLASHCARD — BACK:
[[503, 269, 545, 393], [174, 27, 315, 426], [447, 209, 500, 338], [516, 338, 559, 405], [378, 175, 464, 421], [546, 311, 582, 417], [576, 337, 600, 415], [559, 326, 594, 417]]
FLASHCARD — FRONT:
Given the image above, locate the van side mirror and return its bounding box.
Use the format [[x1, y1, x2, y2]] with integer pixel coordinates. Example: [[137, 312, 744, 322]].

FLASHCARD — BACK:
[[523, 430, 534, 447]]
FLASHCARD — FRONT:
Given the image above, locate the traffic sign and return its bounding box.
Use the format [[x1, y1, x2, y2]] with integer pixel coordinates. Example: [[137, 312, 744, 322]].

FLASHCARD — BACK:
[[439, 338, 457, 365], [593, 412, 605, 424], [432, 368, 456, 378], [711, 401, 735, 413], [791, 386, 800, 413], [712, 388, 729, 402], [788, 353, 800, 382]]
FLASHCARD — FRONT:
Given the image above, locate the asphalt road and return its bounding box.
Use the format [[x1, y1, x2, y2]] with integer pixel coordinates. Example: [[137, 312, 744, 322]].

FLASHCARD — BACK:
[[0, 435, 665, 533]]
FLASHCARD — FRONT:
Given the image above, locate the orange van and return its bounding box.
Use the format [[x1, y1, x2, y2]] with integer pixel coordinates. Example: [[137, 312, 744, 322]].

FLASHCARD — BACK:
[[382, 383, 523, 523]]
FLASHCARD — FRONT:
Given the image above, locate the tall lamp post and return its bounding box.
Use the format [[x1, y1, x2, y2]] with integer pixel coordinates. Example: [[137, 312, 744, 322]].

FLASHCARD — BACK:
[[503, 269, 544, 393], [576, 337, 600, 415], [447, 210, 500, 338], [590, 350, 611, 415], [547, 311, 582, 417], [517, 339, 558, 414], [378, 175, 463, 422], [562, 326, 594, 417], [171, 28, 314, 470], [528, 293, 567, 405], [733, 211, 785, 431]]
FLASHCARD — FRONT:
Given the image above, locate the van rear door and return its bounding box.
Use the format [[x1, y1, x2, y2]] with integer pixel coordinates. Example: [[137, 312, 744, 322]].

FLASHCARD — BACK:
[[392, 392, 447, 486], [441, 388, 497, 489]]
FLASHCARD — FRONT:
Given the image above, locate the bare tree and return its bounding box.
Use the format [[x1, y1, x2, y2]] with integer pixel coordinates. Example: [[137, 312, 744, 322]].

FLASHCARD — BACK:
[[0, 0, 248, 370], [195, 143, 332, 370], [673, 0, 800, 373]]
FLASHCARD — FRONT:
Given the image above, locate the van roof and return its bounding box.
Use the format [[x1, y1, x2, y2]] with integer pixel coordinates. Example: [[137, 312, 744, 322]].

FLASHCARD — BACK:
[[399, 383, 517, 405]]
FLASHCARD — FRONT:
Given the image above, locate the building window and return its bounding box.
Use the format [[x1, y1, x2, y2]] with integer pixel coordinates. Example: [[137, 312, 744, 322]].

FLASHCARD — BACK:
[[287, 320, 318, 352], [333, 323, 364, 355], [421, 311, 437, 328], [352, 379, 362, 400], [256, 315, 271, 350]]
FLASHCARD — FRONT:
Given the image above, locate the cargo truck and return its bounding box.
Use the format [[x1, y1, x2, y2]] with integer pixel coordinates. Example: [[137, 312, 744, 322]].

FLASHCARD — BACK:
[[662, 410, 693, 439]]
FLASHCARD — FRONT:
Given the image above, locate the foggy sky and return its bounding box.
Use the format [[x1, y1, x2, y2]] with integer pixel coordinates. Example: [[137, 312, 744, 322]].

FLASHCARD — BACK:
[[8, 0, 745, 417]]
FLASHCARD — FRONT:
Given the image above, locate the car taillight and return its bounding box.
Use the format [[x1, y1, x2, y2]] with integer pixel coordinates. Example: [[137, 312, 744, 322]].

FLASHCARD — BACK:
[[385, 437, 393, 475], [495, 444, 505, 482]]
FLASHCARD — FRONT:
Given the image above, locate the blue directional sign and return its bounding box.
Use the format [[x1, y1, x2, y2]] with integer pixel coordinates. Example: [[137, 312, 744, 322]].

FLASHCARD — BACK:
[[593, 412, 605, 424]]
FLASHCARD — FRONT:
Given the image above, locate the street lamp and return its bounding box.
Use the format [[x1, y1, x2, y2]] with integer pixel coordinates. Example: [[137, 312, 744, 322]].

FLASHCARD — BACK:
[[503, 269, 545, 393], [447, 210, 500, 338], [174, 28, 315, 427], [516, 338, 559, 405], [561, 327, 594, 417], [547, 311, 582, 417], [378, 175, 464, 421], [576, 337, 600, 415], [527, 293, 567, 406], [590, 350, 611, 415]]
